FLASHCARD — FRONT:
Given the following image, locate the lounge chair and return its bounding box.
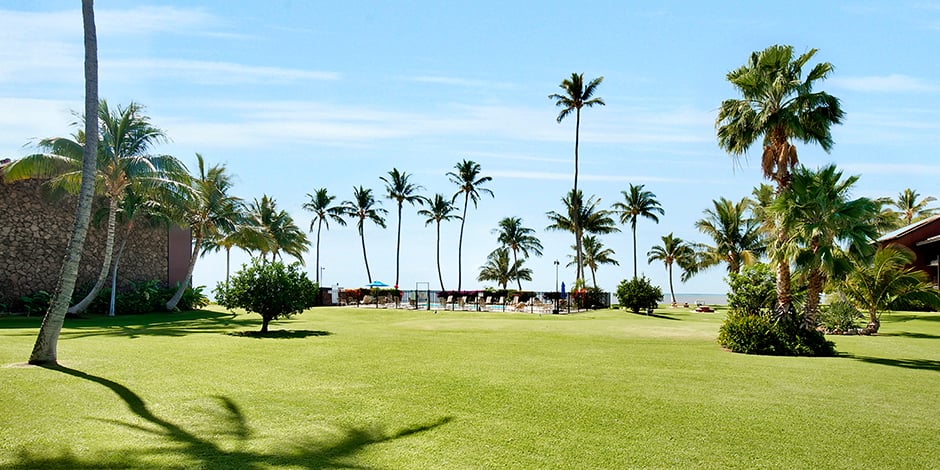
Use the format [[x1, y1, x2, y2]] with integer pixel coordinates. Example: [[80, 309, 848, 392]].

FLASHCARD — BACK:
[[361, 295, 372, 307], [444, 295, 454, 310]]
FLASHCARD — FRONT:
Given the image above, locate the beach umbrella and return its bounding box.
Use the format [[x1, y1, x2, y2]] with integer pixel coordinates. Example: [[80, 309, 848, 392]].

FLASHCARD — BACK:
[[560, 281, 567, 299], [366, 281, 389, 287]]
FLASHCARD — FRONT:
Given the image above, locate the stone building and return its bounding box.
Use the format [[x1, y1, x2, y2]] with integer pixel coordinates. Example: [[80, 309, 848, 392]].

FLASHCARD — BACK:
[[0, 177, 191, 310]]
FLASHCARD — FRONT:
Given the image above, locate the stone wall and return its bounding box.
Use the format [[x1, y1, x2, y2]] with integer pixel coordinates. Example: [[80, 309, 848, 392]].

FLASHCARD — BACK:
[[0, 178, 179, 309]]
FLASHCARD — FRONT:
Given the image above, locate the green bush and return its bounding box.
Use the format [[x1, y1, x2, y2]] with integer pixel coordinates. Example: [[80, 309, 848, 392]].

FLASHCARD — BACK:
[[78, 280, 209, 315], [817, 300, 862, 333], [615, 276, 663, 313], [726, 263, 776, 316], [20, 290, 52, 317], [215, 260, 318, 332], [718, 310, 836, 356]]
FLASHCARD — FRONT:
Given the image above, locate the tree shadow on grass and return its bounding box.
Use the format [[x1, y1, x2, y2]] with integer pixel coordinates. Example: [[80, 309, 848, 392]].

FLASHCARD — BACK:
[[843, 354, 940, 372], [53, 310, 264, 340], [879, 331, 940, 340], [11, 365, 452, 469], [229, 330, 332, 339]]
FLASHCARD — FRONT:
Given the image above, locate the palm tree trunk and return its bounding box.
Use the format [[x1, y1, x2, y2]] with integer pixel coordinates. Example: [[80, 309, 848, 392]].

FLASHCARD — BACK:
[[591, 266, 598, 289], [108, 227, 131, 316], [360, 228, 372, 283], [457, 193, 469, 291], [512, 248, 522, 290], [774, 227, 794, 321], [395, 203, 402, 287], [632, 225, 638, 280], [864, 310, 880, 334], [29, 0, 97, 365], [436, 222, 445, 291], [573, 109, 583, 283], [804, 267, 824, 327], [166, 234, 202, 310], [69, 196, 118, 314], [667, 262, 676, 304], [225, 246, 231, 288], [315, 219, 322, 284]]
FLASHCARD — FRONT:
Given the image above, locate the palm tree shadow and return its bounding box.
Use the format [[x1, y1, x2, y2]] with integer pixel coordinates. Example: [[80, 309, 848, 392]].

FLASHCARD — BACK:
[[19, 365, 452, 469], [843, 354, 940, 372]]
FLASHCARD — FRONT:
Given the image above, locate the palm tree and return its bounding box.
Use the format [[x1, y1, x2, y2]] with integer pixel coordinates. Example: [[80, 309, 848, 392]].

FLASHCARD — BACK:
[[380, 168, 424, 288], [417, 193, 461, 291], [839, 245, 940, 334], [612, 184, 664, 279], [477, 247, 532, 290], [774, 164, 880, 326], [302, 188, 346, 285], [447, 159, 494, 291], [893, 188, 938, 226], [546, 191, 620, 266], [690, 197, 765, 276], [27, 0, 97, 365], [165, 154, 243, 311], [570, 235, 619, 289], [647, 233, 695, 305], [716, 44, 844, 320], [4, 101, 185, 315], [492, 217, 543, 289], [342, 186, 387, 284], [549, 72, 605, 282], [248, 195, 309, 264], [201, 201, 261, 289]]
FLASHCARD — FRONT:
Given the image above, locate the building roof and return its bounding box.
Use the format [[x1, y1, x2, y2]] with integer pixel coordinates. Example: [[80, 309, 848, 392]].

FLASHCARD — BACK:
[[877, 214, 940, 243]]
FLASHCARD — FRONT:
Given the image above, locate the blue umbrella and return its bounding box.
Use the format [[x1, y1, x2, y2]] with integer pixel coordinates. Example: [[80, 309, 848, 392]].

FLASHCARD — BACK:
[[560, 281, 567, 299], [366, 281, 389, 287]]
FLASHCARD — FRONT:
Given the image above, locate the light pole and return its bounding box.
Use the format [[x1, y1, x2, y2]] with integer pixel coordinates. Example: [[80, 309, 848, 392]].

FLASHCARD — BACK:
[[320, 267, 325, 285], [553, 260, 560, 314]]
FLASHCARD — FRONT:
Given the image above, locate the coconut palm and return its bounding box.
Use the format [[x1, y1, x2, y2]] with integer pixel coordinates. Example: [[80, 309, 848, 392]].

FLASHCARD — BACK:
[[342, 186, 387, 284], [612, 184, 664, 279], [447, 159, 494, 291], [690, 197, 765, 277], [716, 44, 844, 320], [165, 153, 243, 311], [493, 217, 543, 289], [839, 245, 940, 334], [248, 195, 309, 264], [477, 247, 532, 290], [302, 188, 346, 285], [202, 202, 261, 289], [893, 188, 938, 226], [568, 235, 619, 289], [417, 193, 461, 291], [549, 72, 605, 282], [380, 168, 425, 288], [773, 164, 880, 326], [4, 101, 185, 315], [546, 190, 620, 260], [27, 0, 97, 365], [647, 233, 695, 305]]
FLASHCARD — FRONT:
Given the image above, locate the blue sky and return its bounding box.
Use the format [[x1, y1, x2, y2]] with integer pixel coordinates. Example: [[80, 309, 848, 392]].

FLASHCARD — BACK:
[[3, 1, 940, 296]]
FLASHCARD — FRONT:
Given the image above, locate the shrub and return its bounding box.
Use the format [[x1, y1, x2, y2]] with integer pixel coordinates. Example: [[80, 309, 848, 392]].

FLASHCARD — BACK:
[[717, 310, 780, 354], [615, 276, 663, 313], [817, 300, 862, 333], [726, 263, 776, 316], [20, 290, 52, 317], [572, 287, 608, 309], [215, 261, 318, 332]]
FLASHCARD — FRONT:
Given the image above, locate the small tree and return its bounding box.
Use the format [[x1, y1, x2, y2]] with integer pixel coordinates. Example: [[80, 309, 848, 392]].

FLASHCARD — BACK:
[[615, 276, 663, 313], [216, 260, 317, 333], [726, 263, 776, 316]]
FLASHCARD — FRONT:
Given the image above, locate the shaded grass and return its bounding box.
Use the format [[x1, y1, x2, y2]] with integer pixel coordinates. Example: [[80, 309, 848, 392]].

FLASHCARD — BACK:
[[1, 306, 938, 468]]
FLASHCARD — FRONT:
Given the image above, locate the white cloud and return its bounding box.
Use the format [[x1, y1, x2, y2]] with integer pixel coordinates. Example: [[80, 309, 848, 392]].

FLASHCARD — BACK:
[[841, 162, 940, 176], [490, 170, 691, 184], [104, 59, 339, 85], [408, 75, 515, 89], [830, 74, 938, 93]]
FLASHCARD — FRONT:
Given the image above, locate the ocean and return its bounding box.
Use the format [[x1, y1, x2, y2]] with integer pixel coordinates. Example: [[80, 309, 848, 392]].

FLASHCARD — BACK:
[[669, 293, 728, 306]]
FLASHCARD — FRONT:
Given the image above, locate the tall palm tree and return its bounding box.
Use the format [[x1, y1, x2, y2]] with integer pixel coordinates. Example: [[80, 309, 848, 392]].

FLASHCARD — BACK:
[[774, 164, 880, 326], [477, 247, 532, 290], [4, 101, 185, 314], [201, 201, 261, 289], [165, 153, 243, 311], [690, 197, 765, 276], [612, 184, 664, 279], [647, 233, 695, 305], [27, 0, 97, 364], [380, 168, 424, 288], [417, 193, 460, 291], [447, 159, 493, 291], [546, 191, 620, 264], [569, 235, 619, 289], [342, 186, 387, 284], [303, 188, 346, 285], [493, 216, 543, 289], [549, 73, 605, 282], [248, 195, 309, 264], [893, 188, 938, 226], [716, 44, 844, 320]]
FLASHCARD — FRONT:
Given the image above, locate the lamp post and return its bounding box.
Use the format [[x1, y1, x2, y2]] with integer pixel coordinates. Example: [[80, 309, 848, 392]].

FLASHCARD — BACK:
[[553, 260, 560, 314], [320, 267, 325, 285]]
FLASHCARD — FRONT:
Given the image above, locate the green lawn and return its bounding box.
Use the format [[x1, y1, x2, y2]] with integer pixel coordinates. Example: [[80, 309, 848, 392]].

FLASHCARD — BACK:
[[1, 306, 938, 469]]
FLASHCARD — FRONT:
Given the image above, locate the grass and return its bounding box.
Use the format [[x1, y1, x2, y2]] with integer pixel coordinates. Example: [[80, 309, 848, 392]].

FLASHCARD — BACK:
[[1, 306, 938, 469]]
